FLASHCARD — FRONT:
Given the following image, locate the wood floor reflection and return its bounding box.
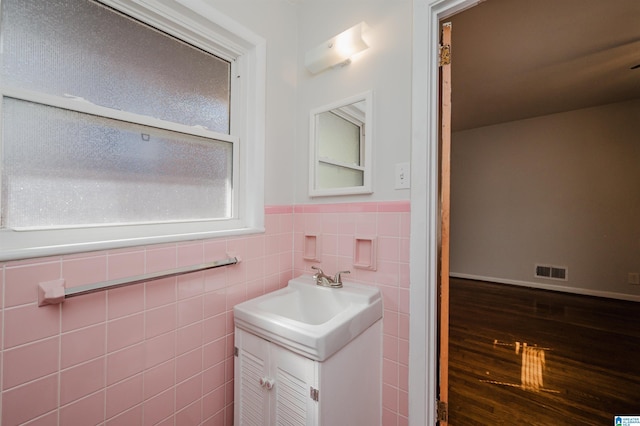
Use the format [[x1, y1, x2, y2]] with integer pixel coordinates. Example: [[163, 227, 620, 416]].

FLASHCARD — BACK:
[[448, 278, 640, 425]]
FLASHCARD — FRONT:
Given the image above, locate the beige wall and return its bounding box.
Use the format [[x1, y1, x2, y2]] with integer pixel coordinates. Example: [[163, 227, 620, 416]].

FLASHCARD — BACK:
[[450, 99, 640, 300]]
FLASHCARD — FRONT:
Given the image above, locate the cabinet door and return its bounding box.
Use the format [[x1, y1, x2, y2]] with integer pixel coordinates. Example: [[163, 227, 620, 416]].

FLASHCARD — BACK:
[[235, 330, 271, 426], [270, 344, 317, 426]]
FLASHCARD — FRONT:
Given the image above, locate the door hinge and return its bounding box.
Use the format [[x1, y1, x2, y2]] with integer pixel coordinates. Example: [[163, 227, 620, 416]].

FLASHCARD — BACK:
[[310, 387, 319, 402], [437, 400, 448, 423], [234, 346, 239, 357], [439, 44, 451, 66]]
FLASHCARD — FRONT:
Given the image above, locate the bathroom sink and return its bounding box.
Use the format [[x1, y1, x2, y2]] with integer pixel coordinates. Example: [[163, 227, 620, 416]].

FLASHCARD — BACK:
[[233, 274, 383, 361]]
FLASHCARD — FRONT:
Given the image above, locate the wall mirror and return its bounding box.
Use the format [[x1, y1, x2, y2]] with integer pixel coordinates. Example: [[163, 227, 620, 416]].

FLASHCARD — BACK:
[[309, 91, 373, 197]]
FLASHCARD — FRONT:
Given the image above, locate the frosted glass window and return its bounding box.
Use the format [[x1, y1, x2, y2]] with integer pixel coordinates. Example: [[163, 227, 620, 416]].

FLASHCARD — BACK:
[[0, 0, 265, 260], [1, 98, 232, 229], [1, 0, 230, 133]]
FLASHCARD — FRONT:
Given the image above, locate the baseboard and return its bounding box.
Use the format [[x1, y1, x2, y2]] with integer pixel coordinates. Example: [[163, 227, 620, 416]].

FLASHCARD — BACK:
[[450, 272, 640, 302]]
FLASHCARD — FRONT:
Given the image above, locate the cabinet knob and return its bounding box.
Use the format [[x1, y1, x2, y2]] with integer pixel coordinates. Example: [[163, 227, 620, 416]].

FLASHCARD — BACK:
[[259, 377, 275, 390]]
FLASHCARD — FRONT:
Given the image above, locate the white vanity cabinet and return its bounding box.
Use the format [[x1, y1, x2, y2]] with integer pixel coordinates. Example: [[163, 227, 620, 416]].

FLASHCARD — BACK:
[[234, 321, 382, 426], [234, 328, 318, 425]]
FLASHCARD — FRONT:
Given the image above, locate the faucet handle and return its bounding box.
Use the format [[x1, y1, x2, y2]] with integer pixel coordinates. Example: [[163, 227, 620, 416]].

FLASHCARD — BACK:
[[333, 270, 350, 284], [311, 265, 329, 285]]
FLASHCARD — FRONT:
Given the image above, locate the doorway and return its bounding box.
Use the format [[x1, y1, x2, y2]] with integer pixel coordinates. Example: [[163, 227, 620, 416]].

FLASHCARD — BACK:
[[444, 0, 640, 422], [409, 0, 640, 424]]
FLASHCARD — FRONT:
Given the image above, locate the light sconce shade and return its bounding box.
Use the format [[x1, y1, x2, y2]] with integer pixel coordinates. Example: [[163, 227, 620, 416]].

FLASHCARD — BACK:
[[305, 22, 370, 74]]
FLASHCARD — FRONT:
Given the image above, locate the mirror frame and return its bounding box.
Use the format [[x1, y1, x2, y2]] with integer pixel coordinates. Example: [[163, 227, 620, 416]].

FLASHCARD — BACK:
[[308, 90, 373, 197]]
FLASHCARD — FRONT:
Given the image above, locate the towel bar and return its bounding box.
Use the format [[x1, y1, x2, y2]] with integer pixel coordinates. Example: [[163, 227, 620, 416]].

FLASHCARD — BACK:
[[38, 256, 239, 307]]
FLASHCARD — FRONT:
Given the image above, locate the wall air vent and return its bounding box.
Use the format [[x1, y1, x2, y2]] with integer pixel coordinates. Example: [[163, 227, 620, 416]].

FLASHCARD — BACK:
[[535, 264, 568, 281]]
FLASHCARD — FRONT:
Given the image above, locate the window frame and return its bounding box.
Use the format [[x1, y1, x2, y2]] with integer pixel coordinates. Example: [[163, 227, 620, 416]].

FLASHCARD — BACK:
[[0, 0, 266, 261]]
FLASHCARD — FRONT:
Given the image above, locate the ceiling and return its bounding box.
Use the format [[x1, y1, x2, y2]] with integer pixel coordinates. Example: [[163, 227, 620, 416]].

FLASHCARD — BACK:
[[447, 0, 640, 131]]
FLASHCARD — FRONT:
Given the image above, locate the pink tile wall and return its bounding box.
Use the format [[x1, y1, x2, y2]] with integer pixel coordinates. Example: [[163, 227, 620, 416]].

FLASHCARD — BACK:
[[0, 210, 294, 426], [293, 201, 411, 426], [0, 201, 410, 426]]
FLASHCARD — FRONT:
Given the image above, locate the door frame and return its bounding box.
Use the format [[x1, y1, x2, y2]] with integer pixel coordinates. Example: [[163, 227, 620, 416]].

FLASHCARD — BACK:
[[409, 0, 479, 424]]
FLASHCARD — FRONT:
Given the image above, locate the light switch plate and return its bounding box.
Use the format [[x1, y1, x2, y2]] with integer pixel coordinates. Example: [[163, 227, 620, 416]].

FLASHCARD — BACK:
[[395, 162, 410, 189]]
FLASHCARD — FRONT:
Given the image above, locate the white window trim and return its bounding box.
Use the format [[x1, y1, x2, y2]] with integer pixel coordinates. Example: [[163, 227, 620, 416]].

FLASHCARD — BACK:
[[0, 0, 266, 261]]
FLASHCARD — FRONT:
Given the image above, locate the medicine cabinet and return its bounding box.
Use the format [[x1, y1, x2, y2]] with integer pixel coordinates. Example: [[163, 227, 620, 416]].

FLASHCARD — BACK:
[[309, 91, 373, 197]]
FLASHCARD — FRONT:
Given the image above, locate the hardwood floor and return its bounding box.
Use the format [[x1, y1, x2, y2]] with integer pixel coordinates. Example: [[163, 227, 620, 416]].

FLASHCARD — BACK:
[[448, 278, 640, 425]]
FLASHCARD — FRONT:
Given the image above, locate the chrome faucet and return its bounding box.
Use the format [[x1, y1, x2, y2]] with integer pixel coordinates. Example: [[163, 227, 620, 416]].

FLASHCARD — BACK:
[[311, 266, 350, 288]]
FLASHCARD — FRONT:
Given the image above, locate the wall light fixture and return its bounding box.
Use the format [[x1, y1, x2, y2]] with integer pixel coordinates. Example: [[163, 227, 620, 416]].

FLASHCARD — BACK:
[[304, 22, 370, 74]]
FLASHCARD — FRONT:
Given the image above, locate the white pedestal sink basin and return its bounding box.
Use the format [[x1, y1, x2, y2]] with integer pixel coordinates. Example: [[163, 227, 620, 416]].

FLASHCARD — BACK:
[[233, 274, 383, 361]]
